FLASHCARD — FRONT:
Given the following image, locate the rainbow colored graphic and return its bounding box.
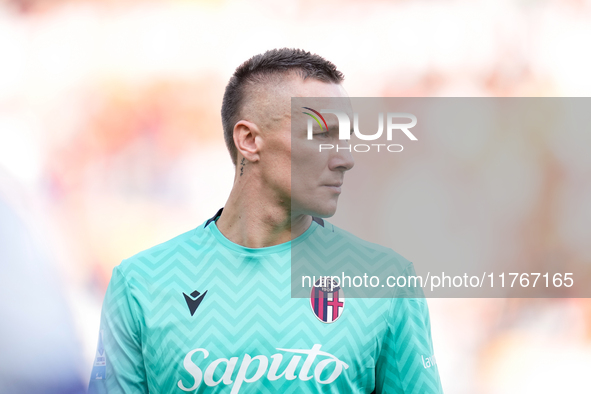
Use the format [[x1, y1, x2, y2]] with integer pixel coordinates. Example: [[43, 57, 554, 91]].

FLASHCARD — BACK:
[[302, 107, 328, 132]]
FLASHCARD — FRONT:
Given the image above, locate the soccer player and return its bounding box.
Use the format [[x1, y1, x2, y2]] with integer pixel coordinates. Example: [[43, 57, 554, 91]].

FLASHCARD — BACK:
[[88, 48, 443, 393]]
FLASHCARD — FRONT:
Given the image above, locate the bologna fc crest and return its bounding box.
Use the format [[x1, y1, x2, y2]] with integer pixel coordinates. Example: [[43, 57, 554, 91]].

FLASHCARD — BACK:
[[310, 277, 345, 324]]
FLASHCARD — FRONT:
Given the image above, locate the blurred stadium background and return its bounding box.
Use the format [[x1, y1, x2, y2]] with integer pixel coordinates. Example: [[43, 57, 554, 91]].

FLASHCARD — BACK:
[[1, 0, 590, 392]]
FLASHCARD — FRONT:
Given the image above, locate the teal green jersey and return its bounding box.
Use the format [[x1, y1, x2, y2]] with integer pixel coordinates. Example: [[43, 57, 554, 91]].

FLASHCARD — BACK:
[[88, 211, 443, 393]]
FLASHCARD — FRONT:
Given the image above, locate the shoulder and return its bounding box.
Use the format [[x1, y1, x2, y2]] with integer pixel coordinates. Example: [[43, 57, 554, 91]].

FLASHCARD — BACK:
[[116, 222, 213, 279], [312, 219, 412, 271], [300, 219, 416, 298]]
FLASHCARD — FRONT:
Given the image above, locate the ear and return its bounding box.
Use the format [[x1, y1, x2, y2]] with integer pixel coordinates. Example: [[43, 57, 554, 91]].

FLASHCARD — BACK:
[[233, 120, 261, 162]]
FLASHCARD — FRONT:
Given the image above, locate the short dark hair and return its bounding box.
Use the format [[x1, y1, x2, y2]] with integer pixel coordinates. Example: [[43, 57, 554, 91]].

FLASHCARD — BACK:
[[221, 48, 344, 165]]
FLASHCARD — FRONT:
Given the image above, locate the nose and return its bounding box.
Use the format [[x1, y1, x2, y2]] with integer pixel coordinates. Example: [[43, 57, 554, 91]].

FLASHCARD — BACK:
[[329, 139, 355, 172]]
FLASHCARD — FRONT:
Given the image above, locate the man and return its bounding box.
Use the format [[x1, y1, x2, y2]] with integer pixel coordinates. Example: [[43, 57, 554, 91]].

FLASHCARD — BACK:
[[89, 48, 443, 393]]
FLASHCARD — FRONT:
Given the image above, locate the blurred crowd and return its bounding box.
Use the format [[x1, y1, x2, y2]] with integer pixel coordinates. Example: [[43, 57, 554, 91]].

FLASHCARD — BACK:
[[1, 0, 590, 392]]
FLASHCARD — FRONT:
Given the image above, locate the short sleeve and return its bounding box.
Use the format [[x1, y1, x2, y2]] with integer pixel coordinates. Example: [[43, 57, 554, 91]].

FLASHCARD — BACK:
[[88, 266, 148, 394], [374, 296, 444, 393]]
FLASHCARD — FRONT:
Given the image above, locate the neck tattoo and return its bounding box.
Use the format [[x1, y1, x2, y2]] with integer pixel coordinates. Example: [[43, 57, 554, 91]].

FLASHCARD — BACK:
[[240, 158, 246, 176]]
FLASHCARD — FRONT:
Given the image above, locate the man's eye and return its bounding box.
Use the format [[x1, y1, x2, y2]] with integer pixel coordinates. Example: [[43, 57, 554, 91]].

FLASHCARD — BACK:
[[315, 132, 330, 138]]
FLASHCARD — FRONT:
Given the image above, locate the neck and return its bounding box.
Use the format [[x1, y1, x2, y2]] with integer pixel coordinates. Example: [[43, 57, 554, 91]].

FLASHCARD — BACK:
[[216, 171, 312, 248]]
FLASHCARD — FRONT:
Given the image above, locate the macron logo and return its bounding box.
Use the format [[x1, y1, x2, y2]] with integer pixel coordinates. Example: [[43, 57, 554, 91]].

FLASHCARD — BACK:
[[183, 290, 208, 316]]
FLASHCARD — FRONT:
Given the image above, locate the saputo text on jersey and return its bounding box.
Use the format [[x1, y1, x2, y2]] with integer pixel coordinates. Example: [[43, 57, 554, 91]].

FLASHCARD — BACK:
[[177, 344, 349, 394]]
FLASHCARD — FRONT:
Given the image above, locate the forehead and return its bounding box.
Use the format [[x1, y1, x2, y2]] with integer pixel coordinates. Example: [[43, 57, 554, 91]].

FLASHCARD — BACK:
[[288, 79, 352, 128], [290, 77, 347, 98], [242, 74, 351, 133], [291, 81, 353, 130]]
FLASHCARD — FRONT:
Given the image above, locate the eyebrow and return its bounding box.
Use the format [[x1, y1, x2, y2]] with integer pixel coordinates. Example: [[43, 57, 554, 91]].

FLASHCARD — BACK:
[[326, 126, 354, 136], [324, 123, 353, 132]]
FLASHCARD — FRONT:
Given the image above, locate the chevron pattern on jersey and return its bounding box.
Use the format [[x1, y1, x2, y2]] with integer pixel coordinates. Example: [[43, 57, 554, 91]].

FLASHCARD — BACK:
[[88, 219, 443, 394], [292, 223, 424, 299]]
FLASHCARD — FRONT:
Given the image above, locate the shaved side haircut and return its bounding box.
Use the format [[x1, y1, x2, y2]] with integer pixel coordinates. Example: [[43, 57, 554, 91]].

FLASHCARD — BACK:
[[221, 48, 345, 165]]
